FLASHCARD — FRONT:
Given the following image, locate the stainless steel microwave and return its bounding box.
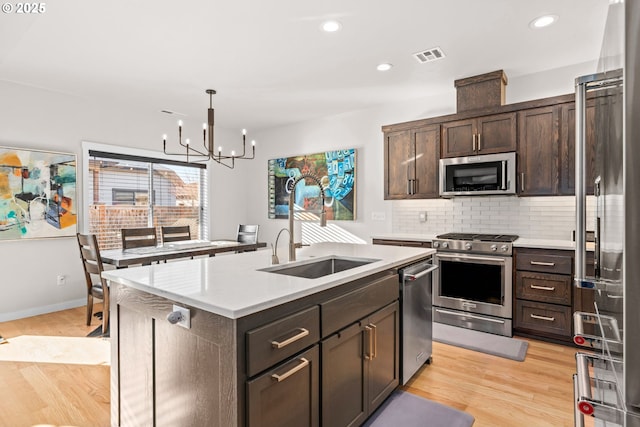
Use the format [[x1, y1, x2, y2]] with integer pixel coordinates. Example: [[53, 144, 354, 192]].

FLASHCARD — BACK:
[[439, 152, 516, 197]]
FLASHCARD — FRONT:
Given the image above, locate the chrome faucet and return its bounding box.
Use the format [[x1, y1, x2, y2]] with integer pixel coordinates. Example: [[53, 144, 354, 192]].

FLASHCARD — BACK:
[[274, 173, 327, 263]]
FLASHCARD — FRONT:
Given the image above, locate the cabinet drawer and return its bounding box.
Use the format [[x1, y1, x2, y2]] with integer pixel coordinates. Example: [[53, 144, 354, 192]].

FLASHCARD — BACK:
[[515, 271, 572, 305], [246, 305, 320, 377], [247, 345, 319, 427], [321, 274, 398, 338], [516, 252, 572, 274], [515, 300, 572, 337]]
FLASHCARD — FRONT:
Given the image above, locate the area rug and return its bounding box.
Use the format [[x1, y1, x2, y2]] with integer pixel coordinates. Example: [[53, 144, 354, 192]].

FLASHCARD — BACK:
[[433, 323, 528, 361], [0, 335, 110, 365], [363, 390, 474, 427]]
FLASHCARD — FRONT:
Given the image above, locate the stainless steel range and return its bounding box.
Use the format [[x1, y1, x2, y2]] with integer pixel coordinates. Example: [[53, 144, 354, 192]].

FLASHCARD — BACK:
[[432, 232, 518, 337]]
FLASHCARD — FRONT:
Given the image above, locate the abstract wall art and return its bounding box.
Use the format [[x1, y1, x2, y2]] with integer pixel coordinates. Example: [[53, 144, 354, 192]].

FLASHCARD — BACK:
[[268, 148, 356, 221], [0, 146, 77, 241]]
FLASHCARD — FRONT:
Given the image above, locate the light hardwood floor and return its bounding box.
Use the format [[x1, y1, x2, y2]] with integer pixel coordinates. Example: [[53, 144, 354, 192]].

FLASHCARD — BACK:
[[0, 307, 583, 427]]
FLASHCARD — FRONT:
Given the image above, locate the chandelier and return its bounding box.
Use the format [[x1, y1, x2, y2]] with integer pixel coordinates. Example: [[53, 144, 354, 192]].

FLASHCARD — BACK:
[[162, 89, 255, 168]]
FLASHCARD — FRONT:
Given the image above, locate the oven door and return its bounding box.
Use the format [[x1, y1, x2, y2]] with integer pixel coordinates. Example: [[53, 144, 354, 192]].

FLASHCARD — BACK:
[[433, 252, 512, 319]]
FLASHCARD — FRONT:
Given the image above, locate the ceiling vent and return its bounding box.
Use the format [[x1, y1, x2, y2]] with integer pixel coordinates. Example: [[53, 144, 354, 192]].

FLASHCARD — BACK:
[[413, 47, 446, 64]]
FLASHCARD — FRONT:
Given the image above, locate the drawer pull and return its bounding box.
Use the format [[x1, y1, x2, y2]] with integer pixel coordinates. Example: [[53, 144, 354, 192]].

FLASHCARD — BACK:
[[364, 325, 373, 360], [530, 284, 556, 291], [271, 328, 310, 349], [271, 358, 309, 382], [370, 323, 377, 359], [530, 261, 556, 267], [530, 313, 555, 322]]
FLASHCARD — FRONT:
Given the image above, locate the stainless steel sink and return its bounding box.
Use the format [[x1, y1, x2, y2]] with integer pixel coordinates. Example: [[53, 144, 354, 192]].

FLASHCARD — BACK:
[[259, 255, 379, 279]]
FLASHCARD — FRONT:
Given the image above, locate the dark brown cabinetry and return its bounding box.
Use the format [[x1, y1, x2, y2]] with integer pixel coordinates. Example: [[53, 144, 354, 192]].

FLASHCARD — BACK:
[[109, 267, 403, 427], [321, 302, 399, 427], [559, 92, 617, 196], [441, 112, 516, 158], [514, 248, 573, 341], [517, 106, 561, 196], [384, 125, 440, 199], [247, 345, 320, 427]]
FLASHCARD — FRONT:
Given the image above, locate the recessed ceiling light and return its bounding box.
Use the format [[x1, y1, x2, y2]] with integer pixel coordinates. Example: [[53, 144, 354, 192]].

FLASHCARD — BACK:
[[529, 15, 558, 29], [321, 20, 342, 32], [377, 63, 393, 72]]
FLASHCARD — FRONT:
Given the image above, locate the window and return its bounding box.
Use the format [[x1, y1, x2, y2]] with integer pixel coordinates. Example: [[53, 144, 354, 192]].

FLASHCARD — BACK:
[[85, 148, 208, 250]]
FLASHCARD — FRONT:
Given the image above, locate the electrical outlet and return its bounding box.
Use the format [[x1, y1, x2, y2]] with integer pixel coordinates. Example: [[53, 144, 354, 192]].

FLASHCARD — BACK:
[[56, 275, 66, 286], [172, 304, 191, 329], [371, 212, 386, 221], [419, 212, 427, 223]]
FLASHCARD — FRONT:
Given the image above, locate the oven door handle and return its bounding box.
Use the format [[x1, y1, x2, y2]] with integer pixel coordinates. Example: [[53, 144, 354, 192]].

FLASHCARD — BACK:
[[435, 253, 507, 264]]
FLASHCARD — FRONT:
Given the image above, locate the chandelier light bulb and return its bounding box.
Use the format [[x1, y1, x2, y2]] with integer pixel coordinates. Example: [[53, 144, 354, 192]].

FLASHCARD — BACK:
[[162, 134, 167, 140], [202, 123, 207, 130], [251, 140, 256, 146], [231, 150, 236, 157], [178, 120, 183, 127], [242, 129, 247, 135], [185, 138, 190, 146]]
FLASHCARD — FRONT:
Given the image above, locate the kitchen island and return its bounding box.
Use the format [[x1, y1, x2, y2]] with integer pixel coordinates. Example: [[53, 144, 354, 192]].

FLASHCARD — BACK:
[[102, 242, 434, 427]]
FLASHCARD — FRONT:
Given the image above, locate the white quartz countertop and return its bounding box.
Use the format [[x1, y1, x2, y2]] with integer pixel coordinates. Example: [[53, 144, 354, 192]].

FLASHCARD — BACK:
[[102, 242, 435, 319]]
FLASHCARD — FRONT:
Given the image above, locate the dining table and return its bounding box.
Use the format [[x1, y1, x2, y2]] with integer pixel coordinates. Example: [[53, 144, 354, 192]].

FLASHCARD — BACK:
[[100, 239, 267, 268]]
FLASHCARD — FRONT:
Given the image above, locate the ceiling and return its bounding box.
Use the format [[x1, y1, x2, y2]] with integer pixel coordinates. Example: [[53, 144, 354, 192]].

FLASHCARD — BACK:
[[0, 0, 610, 133]]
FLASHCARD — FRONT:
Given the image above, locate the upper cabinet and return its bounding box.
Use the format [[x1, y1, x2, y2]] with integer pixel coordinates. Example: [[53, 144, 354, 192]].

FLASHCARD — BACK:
[[383, 124, 440, 199], [517, 105, 561, 196], [441, 112, 516, 158]]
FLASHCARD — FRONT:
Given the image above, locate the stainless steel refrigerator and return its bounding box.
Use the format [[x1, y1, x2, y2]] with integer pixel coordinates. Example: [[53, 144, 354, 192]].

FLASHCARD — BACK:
[[573, 1, 640, 426]]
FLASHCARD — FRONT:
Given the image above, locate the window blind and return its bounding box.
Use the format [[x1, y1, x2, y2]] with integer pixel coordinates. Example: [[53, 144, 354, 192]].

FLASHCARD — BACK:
[[87, 150, 208, 250]]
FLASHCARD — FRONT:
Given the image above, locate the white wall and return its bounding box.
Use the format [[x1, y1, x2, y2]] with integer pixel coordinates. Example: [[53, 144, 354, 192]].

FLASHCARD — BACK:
[[0, 61, 597, 321], [0, 81, 248, 321]]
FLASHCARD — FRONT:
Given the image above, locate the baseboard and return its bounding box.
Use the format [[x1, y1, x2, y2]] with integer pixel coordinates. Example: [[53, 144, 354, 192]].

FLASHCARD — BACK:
[[0, 298, 86, 322]]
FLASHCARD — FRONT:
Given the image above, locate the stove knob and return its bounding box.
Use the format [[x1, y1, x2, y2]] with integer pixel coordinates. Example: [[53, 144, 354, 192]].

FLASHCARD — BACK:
[[491, 244, 498, 251], [501, 245, 508, 252], [442, 242, 449, 248], [433, 242, 440, 248], [465, 243, 472, 250]]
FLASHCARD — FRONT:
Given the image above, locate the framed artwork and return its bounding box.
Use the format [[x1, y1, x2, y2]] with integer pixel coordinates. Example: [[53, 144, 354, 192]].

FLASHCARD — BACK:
[[268, 148, 356, 220], [0, 146, 77, 241]]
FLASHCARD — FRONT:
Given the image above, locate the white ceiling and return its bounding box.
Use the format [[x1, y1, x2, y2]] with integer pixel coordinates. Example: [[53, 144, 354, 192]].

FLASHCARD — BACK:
[[0, 0, 609, 132]]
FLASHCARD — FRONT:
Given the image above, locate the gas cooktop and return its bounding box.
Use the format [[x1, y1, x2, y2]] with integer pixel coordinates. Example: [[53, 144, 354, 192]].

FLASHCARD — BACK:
[[436, 233, 519, 243]]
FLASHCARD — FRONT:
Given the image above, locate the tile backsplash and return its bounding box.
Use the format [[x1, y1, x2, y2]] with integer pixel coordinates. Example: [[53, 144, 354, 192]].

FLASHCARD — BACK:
[[391, 196, 596, 240]]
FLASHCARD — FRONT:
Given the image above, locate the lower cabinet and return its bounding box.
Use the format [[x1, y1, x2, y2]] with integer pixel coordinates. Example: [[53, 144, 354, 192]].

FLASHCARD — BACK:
[[514, 248, 574, 341], [321, 302, 399, 427], [247, 345, 320, 427], [514, 247, 596, 344]]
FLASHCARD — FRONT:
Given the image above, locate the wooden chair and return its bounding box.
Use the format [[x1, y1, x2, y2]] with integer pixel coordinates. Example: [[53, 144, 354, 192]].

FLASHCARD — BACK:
[[121, 227, 158, 249], [77, 233, 109, 335], [161, 225, 191, 244], [236, 224, 259, 252]]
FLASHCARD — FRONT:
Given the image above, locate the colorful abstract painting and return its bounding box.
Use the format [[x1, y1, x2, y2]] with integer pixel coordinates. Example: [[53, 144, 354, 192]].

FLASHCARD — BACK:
[[268, 148, 356, 220], [0, 146, 77, 240]]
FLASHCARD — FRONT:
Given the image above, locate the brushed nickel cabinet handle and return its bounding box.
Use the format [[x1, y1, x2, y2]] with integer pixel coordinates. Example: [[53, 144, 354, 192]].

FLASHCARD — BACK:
[[364, 325, 373, 360], [530, 261, 556, 267], [521, 173, 525, 192], [271, 357, 309, 382], [477, 133, 481, 151], [530, 284, 556, 291], [271, 328, 310, 349], [472, 134, 477, 151], [370, 324, 377, 359], [407, 179, 412, 195], [530, 314, 555, 322]]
